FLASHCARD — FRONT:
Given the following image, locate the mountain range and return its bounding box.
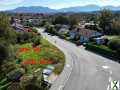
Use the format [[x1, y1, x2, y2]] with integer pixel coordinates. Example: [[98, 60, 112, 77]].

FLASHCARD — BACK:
[[6, 5, 120, 13]]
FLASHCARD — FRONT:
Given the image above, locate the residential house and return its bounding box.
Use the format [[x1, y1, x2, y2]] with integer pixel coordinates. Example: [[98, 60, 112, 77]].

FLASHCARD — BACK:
[[14, 19, 21, 24], [69, 30, 77, 39], [78, 28, 102, 44], [28, 19, 41, 26], [57, 25, 70, 37], [12, 23, 24, 32], [69, 27, 102, 44], [12, 22, 34, 33], [69, 28, 79, 40]]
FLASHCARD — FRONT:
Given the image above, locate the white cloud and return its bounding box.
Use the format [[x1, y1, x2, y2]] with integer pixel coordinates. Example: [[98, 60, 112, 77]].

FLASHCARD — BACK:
[[0, 0, 24, 6]]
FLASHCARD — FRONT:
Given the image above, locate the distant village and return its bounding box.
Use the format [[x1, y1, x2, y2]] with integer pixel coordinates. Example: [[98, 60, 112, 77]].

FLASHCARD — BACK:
[[11, 14, 108, 46], [44, 21, 108, 46]]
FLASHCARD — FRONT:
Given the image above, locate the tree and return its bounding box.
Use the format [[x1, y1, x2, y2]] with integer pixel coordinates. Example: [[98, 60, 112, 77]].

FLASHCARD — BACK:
[[69, 16, 79, 26], [108, 38, 120, 50], [53, 15, 69, 25], [10, 17, 14, 24], [48, 26, 56, 34], [0, 14, 18, 69], [0, 14, 17, 44], [32, 36, 41, 47], [98, 9, 113, 34], [111, 20, 120, 35], [0, 40, 9, 60], [32, 28, 38, 33], [17, 32, 35, 44], [108, 38, 120, 57], [45, 24, 56, 34], [0, 40, 11, 65]]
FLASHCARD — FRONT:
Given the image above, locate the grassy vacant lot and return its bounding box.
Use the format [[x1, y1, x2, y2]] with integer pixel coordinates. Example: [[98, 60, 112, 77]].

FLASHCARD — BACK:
[[0, 35, 65, 90], [16, 37, 65, 74]]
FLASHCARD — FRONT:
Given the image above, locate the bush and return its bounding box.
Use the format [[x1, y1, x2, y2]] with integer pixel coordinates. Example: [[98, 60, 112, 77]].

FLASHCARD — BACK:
[[108, 38, 120, 58], [6, 69, 24, 82], [45, 25, 56, 35], [108, 39, 120, 50], [0, 40, 11, 63], [85, 43, 120, 59], [32, 36, 41, 47], [0, 14, 17, 44], [1, 62, 16, 75], [25, 84, 42, 90], [17, 32, 35, 44], [53, 15, 70, 25], [32, 28, 38, 33], [111, 20, 120, 35], [7, 82, 22, 90]]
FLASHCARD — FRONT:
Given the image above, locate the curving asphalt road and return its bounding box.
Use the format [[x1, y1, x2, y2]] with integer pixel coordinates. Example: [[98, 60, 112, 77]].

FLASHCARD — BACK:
[[37, 28, 120, 90]]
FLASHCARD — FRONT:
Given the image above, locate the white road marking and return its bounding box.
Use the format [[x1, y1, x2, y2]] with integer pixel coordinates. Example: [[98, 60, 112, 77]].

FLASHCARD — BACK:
[[102, 66, 110, 69], [58, 85, 64, 90], [103, 60, 107, 62], [66, 64, 70, 68], [107, 85, 109, 90], [109, 71, 112, 75], [109, 77, 112, 82], [107, 72, 113, 90]]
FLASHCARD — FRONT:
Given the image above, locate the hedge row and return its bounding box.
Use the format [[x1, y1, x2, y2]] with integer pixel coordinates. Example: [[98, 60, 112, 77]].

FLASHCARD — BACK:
[[85, 43, 120, 60]]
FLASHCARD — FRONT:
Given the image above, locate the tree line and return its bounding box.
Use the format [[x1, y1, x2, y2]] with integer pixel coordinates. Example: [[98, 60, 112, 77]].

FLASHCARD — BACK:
[[45, 9, 120, 35]]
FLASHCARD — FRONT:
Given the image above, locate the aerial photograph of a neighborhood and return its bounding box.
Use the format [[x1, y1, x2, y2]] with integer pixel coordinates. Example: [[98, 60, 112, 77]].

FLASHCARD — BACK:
[[0, 0, 120, 90]]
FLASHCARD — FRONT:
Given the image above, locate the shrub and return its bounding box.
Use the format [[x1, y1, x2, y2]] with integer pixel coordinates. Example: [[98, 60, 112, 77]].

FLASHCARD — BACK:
[[17, 32, 35, 44], [32, 36, 41, 47], [25, 84, 42, 90], [7, 82, 23, 90], [0, 40, 11, 63], [6, 69, 24, 82], [32, 28, 38, 33], [45, 25, 56, 34], [1, 62, 16, 75], [0, 14, 17, 44], [85, 43, 120, 59], [108, 38, 120, 58], [111, 20, 120, 35], [108, 39, 120, 50]]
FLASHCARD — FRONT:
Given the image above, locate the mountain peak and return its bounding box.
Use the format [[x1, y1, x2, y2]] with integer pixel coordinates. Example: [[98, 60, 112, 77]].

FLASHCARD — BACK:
[[9, 6, 57, 14], [7, 5, 120, 13]]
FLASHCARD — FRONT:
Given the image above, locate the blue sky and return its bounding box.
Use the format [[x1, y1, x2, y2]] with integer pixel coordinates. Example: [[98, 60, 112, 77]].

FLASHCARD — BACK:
[[0, 0, 120, 11]]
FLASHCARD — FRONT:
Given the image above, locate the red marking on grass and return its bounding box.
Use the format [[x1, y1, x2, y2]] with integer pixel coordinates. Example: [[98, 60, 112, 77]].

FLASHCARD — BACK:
[[39, 59, 52, 64], [18, 48, 30, 53], [33, 47, 41, 53], [22, 59, 37, 65], [22, 59, 52, 65]]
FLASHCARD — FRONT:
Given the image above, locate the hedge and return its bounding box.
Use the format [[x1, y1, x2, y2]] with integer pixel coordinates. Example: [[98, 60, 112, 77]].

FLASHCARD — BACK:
[[85, 43, 120, 60]]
